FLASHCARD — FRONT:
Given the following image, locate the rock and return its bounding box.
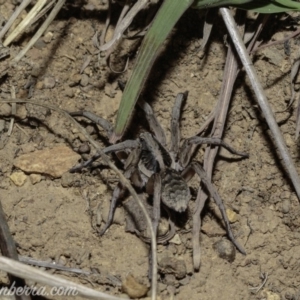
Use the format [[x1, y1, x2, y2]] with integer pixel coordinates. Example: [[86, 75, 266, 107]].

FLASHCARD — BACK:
[[226, 208, 238, 223], [265, 291, 280, 300], [61, 172, 82, 187], [158, 257, 187, 279], [201, 220, 226, 236], [13, 146, 80, 178], [169, 234, 181, 245], [43, 76, 56, 89], [281, 199, 290, 214], [78, 143, 90, 154], [29, 174, 42, 184], [10, 171, 27, 186], [69, 73, 81, 87], [43, 32, 53, 43], [213, 239, 236, 263], [80, 74, 89, 87], [0, 103, 12, 116], [122, 274, 148, 299]]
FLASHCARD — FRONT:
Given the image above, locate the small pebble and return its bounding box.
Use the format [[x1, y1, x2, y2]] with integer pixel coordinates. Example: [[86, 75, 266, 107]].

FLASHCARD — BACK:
[[281, 199, 290, 214], [34, 38, 46, 49], [0, 120, 5, 132], [10, 171, 27, 186], [213, 239, 236, 263], [64, 87, 74, 98], [0, 103, 12, 116], [157, 218, 169, 236], [43, 31, 53, 43], [165, 274, 176, 285], [78, 142, 90, 154], [29, 174, 42, 184], [158, 257, 187, 279], [69, 74, 81, 87], [226, 208, 238, 223], [169, 234, 181, 245], [16, 105, 27, 119], [43, 76, 56, 89], [122, 274, 148, 299], [80, 74, 89, 87]]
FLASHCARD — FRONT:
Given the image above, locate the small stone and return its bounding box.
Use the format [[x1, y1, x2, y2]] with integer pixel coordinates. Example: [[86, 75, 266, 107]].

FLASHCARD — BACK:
[[157, 218, 169, 236], [169, 234, 181, 245], [213, 239, 236, 263], [34, 38, 46, 49], [69, 74, 81, 87], [164, 274, 176, 286], [35, 81, 44, 90], [14, 146, 80, 178], [0, 103, 12, 116], [29, 174, 42, 184], [201, 220, 226, 236], [158, 257, 187, 279], [16, 105, 27, 119], [0, 120, 5, 132], [61, 172, 82, 187], [78, 143, 90, 154], [265, 291, 280, 300], [64, 88, 74, 98], [43, 32, 53, 43], [122, 274, 148, 299], [281, 199, 290, 214], [80, 74, 89, 87], [43, 77, 56, 89], [10, 171, 27, 186], [226, 208, 238, 223]]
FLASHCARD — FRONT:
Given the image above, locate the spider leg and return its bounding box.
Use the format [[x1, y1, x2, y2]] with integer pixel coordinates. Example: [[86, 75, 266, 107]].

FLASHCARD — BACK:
[[152, 174, 161, 237], [138, 100, 167, 147], [170, 91, 188, 160], [98, 182, 126, 236], [182, 162, 246, 255], [70, 139, 140, 172], [180, 136, 248, 168], [99, 145, 142, 235], [69, 111, 113, 138]]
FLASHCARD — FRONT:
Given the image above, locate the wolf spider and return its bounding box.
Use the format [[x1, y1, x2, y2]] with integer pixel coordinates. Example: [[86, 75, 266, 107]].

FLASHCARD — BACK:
[[71, 91, 247, 254]]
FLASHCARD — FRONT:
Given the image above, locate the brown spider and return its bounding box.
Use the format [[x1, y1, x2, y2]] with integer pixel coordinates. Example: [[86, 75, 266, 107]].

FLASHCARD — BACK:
[[70, 91, 248, 254]]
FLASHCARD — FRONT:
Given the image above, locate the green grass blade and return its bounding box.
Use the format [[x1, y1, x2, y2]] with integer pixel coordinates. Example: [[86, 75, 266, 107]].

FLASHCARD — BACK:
[[112, 0, 194, 142], [192, 0, 300, 12]]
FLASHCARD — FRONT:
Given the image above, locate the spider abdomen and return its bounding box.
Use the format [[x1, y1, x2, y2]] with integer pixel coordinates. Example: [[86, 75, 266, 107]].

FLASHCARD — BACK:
[[161, 168, 191, 213]]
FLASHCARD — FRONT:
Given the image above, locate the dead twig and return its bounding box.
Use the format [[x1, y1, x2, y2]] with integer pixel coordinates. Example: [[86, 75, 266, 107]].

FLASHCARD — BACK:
[[0, 202, 31, 300], [221, 7, 300, 200], [99, 0, 149, 52], [0, 256, 124, 300]]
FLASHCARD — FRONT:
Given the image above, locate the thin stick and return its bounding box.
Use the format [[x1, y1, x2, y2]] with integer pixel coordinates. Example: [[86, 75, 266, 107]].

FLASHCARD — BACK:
[[220, 7, 300, 200], [0, 202, 31, 300], [0, 0, 32, 40], [0, 256, 125, 300], [19, 256, 91, 275], [7, 85, 16, 136], [99, 0, 149, 52], [0, 98, 157, 300], [4, 0, 47, 46], [10, 0, 66, 64]]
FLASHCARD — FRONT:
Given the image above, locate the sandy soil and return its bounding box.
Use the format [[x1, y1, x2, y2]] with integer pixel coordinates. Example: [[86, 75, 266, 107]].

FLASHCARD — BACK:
[[1, 2, 300, 300]]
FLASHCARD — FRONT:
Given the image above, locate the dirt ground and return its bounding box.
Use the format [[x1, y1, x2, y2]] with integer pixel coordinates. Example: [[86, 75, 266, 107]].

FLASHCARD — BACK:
[[1, 1, 300, 300]]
